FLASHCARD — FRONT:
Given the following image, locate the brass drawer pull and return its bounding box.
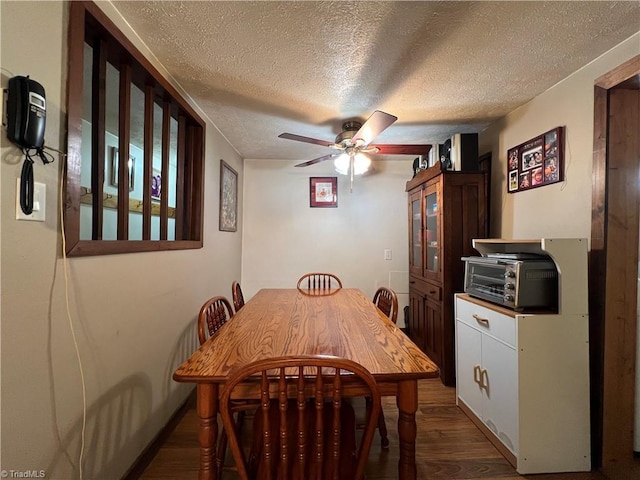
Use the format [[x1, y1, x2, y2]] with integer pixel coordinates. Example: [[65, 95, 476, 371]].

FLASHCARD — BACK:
[[473, 313, 489, 326]]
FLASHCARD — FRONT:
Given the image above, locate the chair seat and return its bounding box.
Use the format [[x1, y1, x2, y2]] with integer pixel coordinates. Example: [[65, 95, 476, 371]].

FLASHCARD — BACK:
[[249, 399, 357, 480]]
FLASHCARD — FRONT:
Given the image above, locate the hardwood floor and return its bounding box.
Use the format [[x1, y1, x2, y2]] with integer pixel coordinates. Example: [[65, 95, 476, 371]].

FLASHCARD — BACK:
[[138, 378, 634, 480]]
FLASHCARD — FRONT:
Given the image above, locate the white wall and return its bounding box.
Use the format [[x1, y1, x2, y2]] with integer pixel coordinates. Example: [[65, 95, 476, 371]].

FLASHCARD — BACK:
[[480, 33, 640, 241], [241, 158, 412, 326], [0, 2, 243, 478]]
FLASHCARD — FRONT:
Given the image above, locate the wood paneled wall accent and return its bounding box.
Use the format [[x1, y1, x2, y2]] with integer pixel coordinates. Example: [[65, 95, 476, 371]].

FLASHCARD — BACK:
[[590, 54, 640, 476]]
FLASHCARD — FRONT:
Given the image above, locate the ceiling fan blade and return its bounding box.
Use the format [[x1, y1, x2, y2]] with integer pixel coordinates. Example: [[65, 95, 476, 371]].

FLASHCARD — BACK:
[[369, 144, 432, 155], [294, 154, 338, 167], [351, 110, 398, 146], [278, 133, 334, 147]]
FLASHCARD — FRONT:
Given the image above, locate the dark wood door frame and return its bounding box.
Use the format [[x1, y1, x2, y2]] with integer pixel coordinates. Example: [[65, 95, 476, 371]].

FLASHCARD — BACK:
[[590, 55, 640, 477]]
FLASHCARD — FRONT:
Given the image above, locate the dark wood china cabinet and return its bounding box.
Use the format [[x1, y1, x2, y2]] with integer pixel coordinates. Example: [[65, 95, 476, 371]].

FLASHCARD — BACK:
[[406, 165, 487, 386]]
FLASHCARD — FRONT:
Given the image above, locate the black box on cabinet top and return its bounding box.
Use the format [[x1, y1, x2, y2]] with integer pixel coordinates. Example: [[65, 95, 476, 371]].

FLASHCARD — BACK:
[[442, 133, 479, 172]]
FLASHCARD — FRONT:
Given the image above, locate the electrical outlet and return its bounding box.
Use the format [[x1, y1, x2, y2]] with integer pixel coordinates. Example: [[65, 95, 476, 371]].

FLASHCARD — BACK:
[[384, 249, 392, 260], [16, 178, 46, 221]]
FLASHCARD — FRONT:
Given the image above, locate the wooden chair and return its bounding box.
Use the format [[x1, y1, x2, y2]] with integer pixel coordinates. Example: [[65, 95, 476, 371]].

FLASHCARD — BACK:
[[196, 295, 244, 477], [220, 355, 381, 480], [369, 286, 399, 448], [197, 296, 235, 345], [232, 281, 245, 313], [296, 272, 343, 294], [373, 286, 398, 324]]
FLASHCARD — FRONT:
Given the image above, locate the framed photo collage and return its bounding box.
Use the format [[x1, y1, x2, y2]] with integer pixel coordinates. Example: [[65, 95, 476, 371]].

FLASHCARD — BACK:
[[507, 126, 563, 193]]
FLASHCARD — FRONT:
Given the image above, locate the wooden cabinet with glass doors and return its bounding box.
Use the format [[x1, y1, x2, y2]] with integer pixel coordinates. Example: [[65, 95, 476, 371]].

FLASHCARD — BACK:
[[406, 165, 487, 386]]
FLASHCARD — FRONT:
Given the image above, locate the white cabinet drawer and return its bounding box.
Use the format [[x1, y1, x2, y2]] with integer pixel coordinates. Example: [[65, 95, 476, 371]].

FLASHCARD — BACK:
[[455, 294, 516, 347]]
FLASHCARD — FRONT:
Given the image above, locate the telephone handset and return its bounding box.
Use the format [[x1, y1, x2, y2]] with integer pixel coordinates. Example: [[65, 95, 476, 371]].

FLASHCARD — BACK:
[[4, 75, 50, 215], [6, 75, 46, 149]]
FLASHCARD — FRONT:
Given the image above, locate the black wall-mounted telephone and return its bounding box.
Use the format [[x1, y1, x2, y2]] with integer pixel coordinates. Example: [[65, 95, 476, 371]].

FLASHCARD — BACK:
[[6, 75, 46, 149], [4, 75, 49, 215]]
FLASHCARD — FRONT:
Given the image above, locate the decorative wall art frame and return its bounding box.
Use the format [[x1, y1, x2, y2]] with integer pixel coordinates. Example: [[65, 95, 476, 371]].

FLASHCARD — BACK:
[[151, 168, 162, 201], [310, 177, 338, 208], [507, 126, 563, 193], [219, 159, 238, 232], [109, 147, 135, 191]]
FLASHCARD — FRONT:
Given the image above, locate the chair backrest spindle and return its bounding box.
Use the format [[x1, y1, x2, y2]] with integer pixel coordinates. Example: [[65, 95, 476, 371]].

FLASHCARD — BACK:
[[297, 273, 343, 295]]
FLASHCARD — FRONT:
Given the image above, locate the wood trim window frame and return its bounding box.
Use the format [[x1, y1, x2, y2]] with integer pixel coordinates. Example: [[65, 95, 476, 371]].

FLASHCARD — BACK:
[[65, 1, 205, 256]]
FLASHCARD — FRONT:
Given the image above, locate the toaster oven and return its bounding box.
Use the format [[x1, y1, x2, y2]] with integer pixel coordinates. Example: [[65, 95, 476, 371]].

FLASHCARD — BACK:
[[462, 253, 558, 310]]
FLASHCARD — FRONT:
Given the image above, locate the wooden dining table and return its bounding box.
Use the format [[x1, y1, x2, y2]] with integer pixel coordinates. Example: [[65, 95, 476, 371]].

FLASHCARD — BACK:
[[173, 288, 439, 480]]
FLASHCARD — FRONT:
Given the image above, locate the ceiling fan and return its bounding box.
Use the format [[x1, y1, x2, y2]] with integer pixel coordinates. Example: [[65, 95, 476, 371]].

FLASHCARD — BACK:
[[278, 110, 431, 190]]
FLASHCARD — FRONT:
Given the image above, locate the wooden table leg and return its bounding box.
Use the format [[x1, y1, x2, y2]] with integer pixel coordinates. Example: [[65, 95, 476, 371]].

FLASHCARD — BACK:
[[197, 383, 219, 480], [397, 380, 418, 480]]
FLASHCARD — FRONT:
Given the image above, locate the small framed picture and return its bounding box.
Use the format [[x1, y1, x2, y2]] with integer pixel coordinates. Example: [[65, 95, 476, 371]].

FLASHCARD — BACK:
[[507, 126, 564, 193], [544, 156, 560, 183], [531, 166, 543, 186], [545, 130, 558, 157], [219, 160, 238, 232], [508, 147, 519, 171], [508, 170, 518, 192], [110, 147, 135, 191], [521, 144, 542, 171], [310, 177, 337, 208], [151, 169, 161, 201]]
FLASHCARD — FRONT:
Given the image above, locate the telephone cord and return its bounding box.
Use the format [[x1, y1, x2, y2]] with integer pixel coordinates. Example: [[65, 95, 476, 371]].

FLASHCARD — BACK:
[[18, 147, 55, 216]]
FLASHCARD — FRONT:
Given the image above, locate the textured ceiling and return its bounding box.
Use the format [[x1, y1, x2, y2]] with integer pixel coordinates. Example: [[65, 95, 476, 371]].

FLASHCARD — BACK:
[[111, 1, 640, 162]]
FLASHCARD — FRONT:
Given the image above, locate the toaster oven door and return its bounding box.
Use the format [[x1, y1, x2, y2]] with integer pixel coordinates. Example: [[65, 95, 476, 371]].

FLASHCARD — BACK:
[[464, 259, 507, 304]]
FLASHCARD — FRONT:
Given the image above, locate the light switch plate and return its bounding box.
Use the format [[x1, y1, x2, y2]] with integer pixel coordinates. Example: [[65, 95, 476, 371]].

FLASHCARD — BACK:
[[16, 178, 46, 221], [384, 249, 392, 260]]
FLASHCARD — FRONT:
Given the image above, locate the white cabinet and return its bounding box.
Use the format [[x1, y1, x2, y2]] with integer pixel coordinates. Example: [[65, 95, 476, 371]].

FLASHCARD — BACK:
[[455, 238, 591, 474], [456, 299, 519, 454], [456, 319, 518, 453]]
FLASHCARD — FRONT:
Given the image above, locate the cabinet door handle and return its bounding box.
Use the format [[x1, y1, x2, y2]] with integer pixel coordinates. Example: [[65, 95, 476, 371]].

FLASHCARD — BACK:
[[480, 368, 488, 390], [473, 364, 481, 385], [473, 314, 490, 327]]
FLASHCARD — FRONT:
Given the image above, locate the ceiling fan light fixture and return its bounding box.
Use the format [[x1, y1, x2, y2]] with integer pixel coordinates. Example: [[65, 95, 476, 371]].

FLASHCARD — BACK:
[[285, 110, 429, 170], [353, 153, 371, 175], [334, 154, 350, 175]]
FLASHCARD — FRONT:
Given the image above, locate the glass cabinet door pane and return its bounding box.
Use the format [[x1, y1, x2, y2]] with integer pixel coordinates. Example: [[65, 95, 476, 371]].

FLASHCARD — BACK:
[[425, 191, 439, 273], [411, 197, 422, 271]]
